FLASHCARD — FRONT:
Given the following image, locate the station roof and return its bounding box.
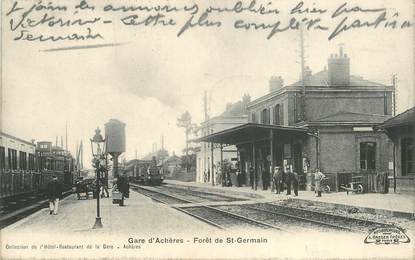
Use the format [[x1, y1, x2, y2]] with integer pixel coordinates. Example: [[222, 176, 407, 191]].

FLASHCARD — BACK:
[[0, 132, 35, 146], [378, 107, 415, 129], [193, 123, 308, 145], [289, 70, 385, 87]]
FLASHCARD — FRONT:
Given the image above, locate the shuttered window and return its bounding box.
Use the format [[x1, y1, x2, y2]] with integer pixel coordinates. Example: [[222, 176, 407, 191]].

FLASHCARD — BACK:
[[360, 142, 376, 170]]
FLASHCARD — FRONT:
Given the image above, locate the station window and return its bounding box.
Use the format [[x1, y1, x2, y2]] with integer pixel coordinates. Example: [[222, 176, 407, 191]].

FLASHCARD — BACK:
[[0, 146, 5, 170], [28, 154, 35, 171], [360, 142, 376, 170], [261, 108, 270, 124], [19, 151, 27, 170], [274, 104, 280, 125], [401, 137, 414, 176], [8, 148, 17, 170]]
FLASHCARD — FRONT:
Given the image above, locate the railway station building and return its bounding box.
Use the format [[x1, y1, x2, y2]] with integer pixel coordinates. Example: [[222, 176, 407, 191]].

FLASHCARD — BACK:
[[197, 47, 395, 193], [196, 95, 250, 184], [377, 107, 415, 193]]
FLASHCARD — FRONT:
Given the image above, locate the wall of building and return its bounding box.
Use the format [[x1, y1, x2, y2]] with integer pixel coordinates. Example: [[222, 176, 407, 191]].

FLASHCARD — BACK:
[[248, 88, 393, 128], [305, 90, 393, 121], [314, 127, 393, 174], [248, 92, 290, 125], [318, 130, 357, 174], [303, 126, 393, 191]]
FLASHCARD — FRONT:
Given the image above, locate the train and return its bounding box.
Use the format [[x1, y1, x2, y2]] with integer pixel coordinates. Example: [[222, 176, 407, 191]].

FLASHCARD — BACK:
[[125, 158, 164, 186], [0, 132, 75, 199]]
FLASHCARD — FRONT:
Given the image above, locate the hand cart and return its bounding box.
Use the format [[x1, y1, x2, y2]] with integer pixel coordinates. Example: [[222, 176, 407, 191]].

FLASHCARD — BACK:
[[340, 175, 364, 194]]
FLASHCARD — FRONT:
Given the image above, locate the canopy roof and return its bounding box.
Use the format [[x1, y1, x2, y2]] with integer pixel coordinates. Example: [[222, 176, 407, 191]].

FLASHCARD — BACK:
[[378, 107, 415, 129], [194, 123, 308, 145]]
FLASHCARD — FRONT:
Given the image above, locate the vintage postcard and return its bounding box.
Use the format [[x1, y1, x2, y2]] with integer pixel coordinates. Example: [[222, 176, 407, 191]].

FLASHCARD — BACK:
[[1, 0, 414, 259]]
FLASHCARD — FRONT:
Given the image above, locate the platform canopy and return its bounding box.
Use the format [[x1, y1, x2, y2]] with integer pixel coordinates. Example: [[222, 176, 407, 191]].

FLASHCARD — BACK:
[[193, 123, 308, 146]]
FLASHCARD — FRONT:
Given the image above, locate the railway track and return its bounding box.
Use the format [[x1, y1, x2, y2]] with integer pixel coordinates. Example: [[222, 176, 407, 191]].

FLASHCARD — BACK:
[[220, 204, 360, 232], [130, 185, 191, 204], [132, 184, 398, 233], [131, 184, 285, 231], [251, 203, 394, 233], [156, 185, 246, 203], [130, 182, 244, 203], [176, 205, 285, 230]]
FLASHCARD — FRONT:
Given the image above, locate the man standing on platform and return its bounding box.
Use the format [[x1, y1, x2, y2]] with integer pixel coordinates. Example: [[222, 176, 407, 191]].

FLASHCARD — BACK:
[[249, 165, 256, 189], [46, 176, 62, 215], [116, 172, 129, 206], [314, 168, 325, 197], [285, 166, 292, 195], [272, 166, 283, 194], [291, 171, 299, 196]]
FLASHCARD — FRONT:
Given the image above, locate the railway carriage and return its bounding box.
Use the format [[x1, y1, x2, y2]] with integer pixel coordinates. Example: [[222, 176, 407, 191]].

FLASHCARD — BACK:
[[0, 132, 75, 199]]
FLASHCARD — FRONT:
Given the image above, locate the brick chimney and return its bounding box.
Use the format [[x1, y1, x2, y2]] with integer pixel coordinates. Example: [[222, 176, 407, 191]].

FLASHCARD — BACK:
[[328, 45, 350, 86], [269, 76, 284, 92]]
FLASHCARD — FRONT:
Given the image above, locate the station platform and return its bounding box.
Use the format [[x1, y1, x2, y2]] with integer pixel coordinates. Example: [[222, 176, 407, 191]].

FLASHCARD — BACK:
[[164, 180, 415, 219], [2, 182, 413, 259], [2, 189, 216, 236]]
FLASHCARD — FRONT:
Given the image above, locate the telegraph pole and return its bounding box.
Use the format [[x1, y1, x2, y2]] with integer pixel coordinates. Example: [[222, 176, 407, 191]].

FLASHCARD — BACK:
[[392, 74, 397, 192], [203, 90, 213, 184], [392, 74, 397, 116], [299, 25, 306, 121]]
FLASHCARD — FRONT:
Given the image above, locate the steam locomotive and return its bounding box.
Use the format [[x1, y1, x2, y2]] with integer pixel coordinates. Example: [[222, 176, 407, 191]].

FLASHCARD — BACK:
[[125, 158, 164, 186]]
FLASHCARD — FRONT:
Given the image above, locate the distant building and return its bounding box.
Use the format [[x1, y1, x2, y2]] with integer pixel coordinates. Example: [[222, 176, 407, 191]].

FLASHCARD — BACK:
[[378, 107, 415, 193], [163, 154, 183, 178], [199, 46, 395, 192], [142, 149, 169, 163], [196, 95, 250, 184]]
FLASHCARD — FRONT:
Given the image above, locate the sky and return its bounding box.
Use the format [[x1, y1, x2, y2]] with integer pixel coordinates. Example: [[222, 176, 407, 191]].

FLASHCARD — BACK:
[[2, 0, 414, 167]]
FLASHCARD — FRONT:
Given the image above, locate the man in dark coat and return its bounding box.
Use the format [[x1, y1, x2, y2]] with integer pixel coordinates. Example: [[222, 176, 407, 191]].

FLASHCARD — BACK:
[[291, 171, 299, 196], [285, 167, 292, 195], [46, 176, 62, 215], [262, 165, 270, 190], [249, 166, 256, 189], [272, 166, 283, 194], [116, 173, 129, 206]]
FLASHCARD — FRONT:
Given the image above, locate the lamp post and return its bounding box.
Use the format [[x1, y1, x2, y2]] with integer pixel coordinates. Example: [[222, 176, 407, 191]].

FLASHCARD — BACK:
[[90, 127, 105, 229]]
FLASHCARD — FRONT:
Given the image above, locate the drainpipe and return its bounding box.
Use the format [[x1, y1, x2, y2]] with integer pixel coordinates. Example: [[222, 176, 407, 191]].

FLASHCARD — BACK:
[[306, 130, 320, 169], [393, 141, 396, 193], [316, 130, 320, 169]]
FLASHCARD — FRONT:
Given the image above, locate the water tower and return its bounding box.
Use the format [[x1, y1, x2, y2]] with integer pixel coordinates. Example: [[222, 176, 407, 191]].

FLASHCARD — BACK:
[[105, 119, 126, 178]]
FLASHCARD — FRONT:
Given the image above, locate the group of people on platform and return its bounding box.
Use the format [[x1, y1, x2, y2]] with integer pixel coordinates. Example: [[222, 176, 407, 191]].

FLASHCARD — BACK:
[[270, 166, 325, 197], [203, 163, 326, 198], [47, 173, 131, 216], [204, 163, 246, 188], [271, 166, 299, 196], [73, 172, 130, 205]]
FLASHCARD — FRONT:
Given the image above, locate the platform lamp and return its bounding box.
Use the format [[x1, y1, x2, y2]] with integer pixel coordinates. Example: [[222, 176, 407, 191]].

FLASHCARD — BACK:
[[90, 127, 106, 229]]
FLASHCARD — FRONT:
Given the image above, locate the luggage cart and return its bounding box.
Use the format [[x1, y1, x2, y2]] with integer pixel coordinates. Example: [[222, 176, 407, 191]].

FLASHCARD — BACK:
[[340, 175, 364, 194], [312, 177, 331, 193]]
